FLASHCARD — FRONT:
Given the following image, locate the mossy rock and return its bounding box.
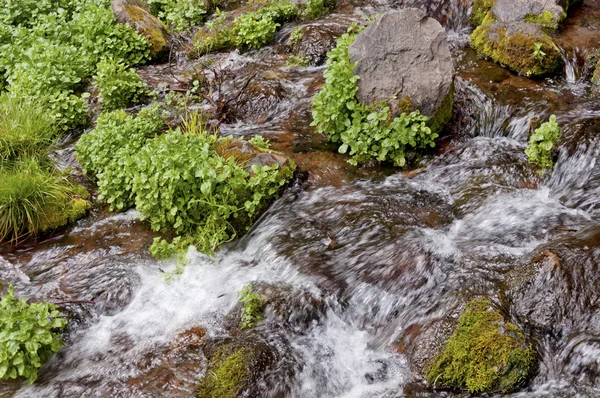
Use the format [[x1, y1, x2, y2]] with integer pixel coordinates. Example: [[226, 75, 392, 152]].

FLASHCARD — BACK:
[[426, 298, 534, 394], [112, 0, 169, 59], [197, 338, 277, 398], [470, 0, 496, 26], [470, 21, 562, 77], [523, 9, 565, 30]]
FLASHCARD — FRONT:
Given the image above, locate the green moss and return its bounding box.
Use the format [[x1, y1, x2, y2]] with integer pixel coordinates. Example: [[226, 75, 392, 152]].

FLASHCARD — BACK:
[[523, 10, 565, 30], [470, 0, 496, 26], [124, 4, 168, 58], [470, 24, 562, 77], [426, 298, 534, 394], [197, 347, 251, 398], [427, 87, 454, 137]]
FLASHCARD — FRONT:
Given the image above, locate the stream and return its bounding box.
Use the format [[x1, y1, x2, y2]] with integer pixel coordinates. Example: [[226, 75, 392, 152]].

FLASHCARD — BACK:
[[1, 0, 600, 397]]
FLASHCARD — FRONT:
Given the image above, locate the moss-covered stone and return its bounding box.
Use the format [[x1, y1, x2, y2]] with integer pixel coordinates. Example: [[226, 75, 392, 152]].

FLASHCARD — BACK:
[[42, 185, 90, 232], [112, 0, 169, 59], [198, 347, 251, 398], [523, 10, 566, 30], [426, 298, 534, 394], [470, 22, 562, 77], [427, 86, 454, 137], [470, 0, 496, 26]]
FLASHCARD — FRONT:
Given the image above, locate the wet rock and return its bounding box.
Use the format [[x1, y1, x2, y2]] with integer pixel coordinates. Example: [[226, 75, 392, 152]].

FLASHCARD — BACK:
[[226, 282, 325, 332], [470, 21, 562, 77], [230, 77, 291, 124], [112, 0, 169, 59], [198, 332, 295, 397], [128, 326, 207, 396], [492, 0, 566, 30], [348, 9, 454, 134], [292, 23, 348, 66]]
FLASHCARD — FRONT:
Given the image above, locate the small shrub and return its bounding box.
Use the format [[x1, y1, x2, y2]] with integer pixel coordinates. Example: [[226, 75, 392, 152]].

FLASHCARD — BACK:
[[303, 0, 333, 19], [238, 284, 264, 329], [525, 114, 560, 169], [0, 159, 89, 242], [0, 94, 58, 163], [95, 59, 147, 111], [289, 26, 303, 44], [286, 54, 310, 66], [248, 134, 271, 149], [148, 0, 209, 31], [0, 285, 67, 383], [426, 298, 534, 393], [75, 104, 164, 210], [311, 28, 437, 166]]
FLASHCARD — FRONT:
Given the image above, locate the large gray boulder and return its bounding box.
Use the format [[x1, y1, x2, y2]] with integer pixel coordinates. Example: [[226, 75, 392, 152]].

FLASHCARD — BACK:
[[348, 9, 454, 133], [492, 0, 565, 29]]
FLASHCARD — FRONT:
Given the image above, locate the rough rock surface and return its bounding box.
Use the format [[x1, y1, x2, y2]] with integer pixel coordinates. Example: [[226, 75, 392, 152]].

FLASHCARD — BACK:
[[470, 21, 562, 77], [492, 0, 565, 27], [348, 9, 454, 122], [293, 23, 348, 66], [112, 0, 169, 59]]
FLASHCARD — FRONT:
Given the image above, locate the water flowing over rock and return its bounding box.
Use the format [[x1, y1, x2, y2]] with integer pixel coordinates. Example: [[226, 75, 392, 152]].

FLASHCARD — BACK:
[[348, 9, 454, 132], [112, 0, 169, 59]]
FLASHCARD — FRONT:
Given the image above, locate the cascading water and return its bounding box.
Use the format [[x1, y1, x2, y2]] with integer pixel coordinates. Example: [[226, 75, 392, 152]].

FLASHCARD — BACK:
[[2, 1, 600, 398]]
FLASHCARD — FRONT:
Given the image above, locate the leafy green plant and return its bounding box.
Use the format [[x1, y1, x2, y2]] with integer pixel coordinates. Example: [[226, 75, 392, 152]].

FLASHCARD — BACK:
[[289, 26, 303, 44], [0, 285, 67, 383], [238, 284, 264, 329], [76, 109, 294, 257], [0, 159, 89, 242], [533, 42, 546, 62], [75, 104, 164, 211], [303, 0, 333, 19], [248, 135, 271, 149], [426, 298, 533, 393], [311, 28, 437, 166], [286, 54, 310, 66], [0, 94, 58, 163], [95, 59, 147, 111], [525, 114, 560, 169], [148, 0, 209, 31]]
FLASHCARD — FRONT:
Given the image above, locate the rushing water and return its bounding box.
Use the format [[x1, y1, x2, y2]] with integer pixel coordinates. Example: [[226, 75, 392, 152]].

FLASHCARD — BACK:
[[2, 1, 600, 397]]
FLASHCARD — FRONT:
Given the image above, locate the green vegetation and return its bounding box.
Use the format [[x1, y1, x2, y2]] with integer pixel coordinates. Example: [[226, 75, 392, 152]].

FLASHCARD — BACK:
[[426, 298, 534, 393], [470, 24, 562, 77], [470, 0, 496, 26], [0, 159, 90, 242], [0, 285, 67, 383], [95, 59, 148, 111], [289, 26, 303, 44], [286, 55, 310, 66], [0, 0, 150, 129], [148, 0, 210, 31], [524, 10, 565, 30], [0, 95, 57, 163], [311, 28, 437, 166], [76, 108, 295, 257], [525, 114, 560, 169], [192, 1, 298, 55], [238, 284, 264, 329], [0, 95, 89, 242], [197, 347, 251, 397], [303, 0, 334, 19]]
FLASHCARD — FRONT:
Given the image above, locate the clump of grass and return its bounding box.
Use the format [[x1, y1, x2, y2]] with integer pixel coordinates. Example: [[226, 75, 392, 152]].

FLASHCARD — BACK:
[[0, 159, 89, 242], [0, 94, 58, 163]]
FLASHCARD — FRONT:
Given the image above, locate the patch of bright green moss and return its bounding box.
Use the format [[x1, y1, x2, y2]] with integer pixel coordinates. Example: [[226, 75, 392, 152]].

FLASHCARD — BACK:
[[523, 10, 565, 30], [124, 4, 168, 58], [470, 0, 496, 26], [427, 87, 454, 137], [426, 298, 534, 394], [198, 347, 251, 398], [470, 24, 562, 77]]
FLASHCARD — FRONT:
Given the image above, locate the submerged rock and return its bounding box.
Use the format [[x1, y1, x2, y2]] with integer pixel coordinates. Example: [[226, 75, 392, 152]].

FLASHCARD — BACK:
[[470, 21, 562, 77], [348, 9, 454, 134], [292, 22, 349, 66], [425, 298, 534, 394], [112, 0, 169, 59]]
